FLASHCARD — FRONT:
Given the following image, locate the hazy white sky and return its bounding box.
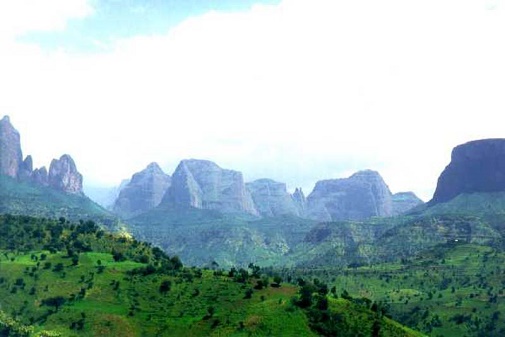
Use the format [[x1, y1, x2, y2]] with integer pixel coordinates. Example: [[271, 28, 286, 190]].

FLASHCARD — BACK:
[[1, 0, 505, 201]]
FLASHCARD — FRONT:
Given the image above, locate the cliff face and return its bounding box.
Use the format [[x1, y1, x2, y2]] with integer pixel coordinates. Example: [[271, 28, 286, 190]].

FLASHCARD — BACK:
[[306, 170, 393, 222], [431, 139, 505, 204], [162, 159, 258, 215], [0, 116, 23, 178], [292, 188, 307, 216], [48, 155, 83, 195], [113, 163, 171, 218], [246, 179, 302, 217]]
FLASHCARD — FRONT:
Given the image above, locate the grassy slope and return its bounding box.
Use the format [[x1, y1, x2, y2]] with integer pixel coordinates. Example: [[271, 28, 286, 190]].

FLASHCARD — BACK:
[[289, 242, 505, 337], [0, 175, 118, 228], [0, 215, 420, 337], [291, 203, 502, 269], [0, 251, 315, 337], [421, 192, 505, 234]]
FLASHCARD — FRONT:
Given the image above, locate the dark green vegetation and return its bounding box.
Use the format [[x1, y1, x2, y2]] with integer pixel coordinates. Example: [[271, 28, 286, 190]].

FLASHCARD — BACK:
[[0, 175, 118, 229], [0, 215, 421, 336], [127, 193, 504, 272], [285, 242, 505, 337], [128, 205, 317, 268]]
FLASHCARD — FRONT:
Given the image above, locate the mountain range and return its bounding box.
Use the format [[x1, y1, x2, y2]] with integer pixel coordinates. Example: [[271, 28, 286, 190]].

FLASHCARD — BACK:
[[3, 115, 505, 336], [2, 114, 505, 269], [112, 159, 423, 222], [1, 115, 423, 224]]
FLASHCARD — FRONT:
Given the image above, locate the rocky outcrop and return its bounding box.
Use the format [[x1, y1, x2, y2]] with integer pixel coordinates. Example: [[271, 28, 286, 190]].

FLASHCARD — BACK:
[[32, 167, 48, 186], [431, 139, 505, 204], [292, 188, 307, 215], [18, 155, 33, 181], [48, 155, 83, 194], [246, 179, 301, 217], [306, 170, 393, 221], [162, 159, 258, 215], [392, 192, 423, 215], [113, 163, 171, 218], [0, 116, 23, 178]]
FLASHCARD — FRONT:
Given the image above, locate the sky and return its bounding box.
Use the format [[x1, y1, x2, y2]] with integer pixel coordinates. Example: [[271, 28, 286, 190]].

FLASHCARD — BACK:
[[1, 0, 505, 201]]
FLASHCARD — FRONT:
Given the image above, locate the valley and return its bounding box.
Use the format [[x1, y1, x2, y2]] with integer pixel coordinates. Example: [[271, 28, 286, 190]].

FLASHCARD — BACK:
[[1, 115, 505, 336]]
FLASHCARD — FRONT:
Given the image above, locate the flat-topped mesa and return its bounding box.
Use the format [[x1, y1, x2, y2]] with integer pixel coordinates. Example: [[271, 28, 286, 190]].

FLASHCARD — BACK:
[[113, 162, 171, 219], [0, 115, 23, 178], [162, 159, 258, 215], [430, 139, 505, 204], [48, 154, 83, 195], [306, 170, 393, 222], [246, 179, 303, 217]]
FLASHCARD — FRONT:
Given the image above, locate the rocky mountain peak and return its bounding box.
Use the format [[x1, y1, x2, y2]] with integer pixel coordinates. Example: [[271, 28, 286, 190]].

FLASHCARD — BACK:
[[113, 162, 171, 219], [0, 115, 23, 178], [48, 154, 83, 194], [246, 179, 302, 217], [163, 159, 258, 215], [145, 162, 163, 172], [431, 139, 505, 204], [292, 187, 307, 214], [32, 166, 48, 186], [18, 155, 34, 180], [306, 169, 393, 221]]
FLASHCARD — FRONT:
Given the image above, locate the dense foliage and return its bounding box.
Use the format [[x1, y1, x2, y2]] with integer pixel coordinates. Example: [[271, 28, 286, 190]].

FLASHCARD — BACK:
[[279, 242, 505, 337]]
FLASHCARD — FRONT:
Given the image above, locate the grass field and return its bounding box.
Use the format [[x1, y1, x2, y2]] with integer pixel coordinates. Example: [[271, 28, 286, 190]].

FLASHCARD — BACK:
[[290, 242, 505, 337]]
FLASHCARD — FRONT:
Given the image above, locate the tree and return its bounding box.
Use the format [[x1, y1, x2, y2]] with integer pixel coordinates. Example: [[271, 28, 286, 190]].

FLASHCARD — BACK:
[[244, 288, 253, 299], [42, 296, 66, 311], [159, 280, 172, 294], [298, 285, 314, 308], [272, 275, 282, 287], [205, 306, 215, 319], [210, 261, 219, 270], [170, 256, 183, 270], [112, 250, 125, 262], [248, 263, 261, 278], [71, 255, 79, 266], [53, 263, 64, 272]]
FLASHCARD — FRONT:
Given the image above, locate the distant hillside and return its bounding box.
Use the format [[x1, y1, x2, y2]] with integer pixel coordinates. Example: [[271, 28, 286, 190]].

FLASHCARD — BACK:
[[0, 116, 120, 228], [128, 191, 505, 269], [0, 174, 118, 228], [282, 242, 505, 337], [128, 205, 316, 268]]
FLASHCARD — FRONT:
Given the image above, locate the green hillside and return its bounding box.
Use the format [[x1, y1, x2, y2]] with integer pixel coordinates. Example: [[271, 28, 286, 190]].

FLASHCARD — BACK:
[[0, 214, 421, 337], [421, 192, 505, 233], [127, 194, 505, 270], [0, 175, 118, 229], [128, 205, 316, 268], [283, 241, 505, 337]]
